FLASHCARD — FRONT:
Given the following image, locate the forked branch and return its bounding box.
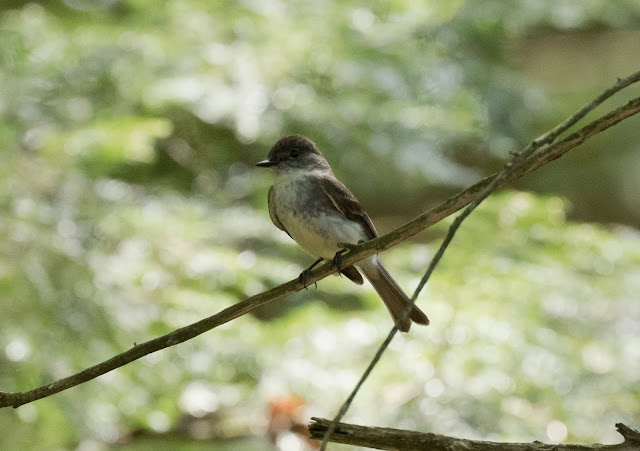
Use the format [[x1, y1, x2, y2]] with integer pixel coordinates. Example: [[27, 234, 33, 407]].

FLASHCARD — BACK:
[[1, 73, 640, 409]]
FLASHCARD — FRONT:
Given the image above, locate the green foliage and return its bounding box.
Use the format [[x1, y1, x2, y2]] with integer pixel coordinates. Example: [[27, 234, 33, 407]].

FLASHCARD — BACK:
[[2, 165, 639, 448], [0, 1, 639, 449]]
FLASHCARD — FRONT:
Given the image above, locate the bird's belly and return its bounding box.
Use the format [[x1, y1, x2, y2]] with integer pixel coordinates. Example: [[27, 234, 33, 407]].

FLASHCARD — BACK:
[[277, 203, 367, 260]]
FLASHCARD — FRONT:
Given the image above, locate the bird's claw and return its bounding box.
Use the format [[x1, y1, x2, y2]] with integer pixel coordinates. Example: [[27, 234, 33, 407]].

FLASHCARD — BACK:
[[298, 258, 323, 289], [332, 248, 348, 276], [298, 269, 317, 290], [333, 241, 364, 275]]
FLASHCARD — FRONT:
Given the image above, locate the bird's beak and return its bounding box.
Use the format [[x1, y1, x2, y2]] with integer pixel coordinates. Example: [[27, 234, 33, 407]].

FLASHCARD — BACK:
[[256, 159, 276, 168]]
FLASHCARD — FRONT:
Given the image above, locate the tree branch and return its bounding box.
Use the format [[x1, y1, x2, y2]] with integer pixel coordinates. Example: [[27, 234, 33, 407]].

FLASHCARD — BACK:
[[1, 78, 639, 409], [309, 418, 640, 451], [318, 71, 640, 449]]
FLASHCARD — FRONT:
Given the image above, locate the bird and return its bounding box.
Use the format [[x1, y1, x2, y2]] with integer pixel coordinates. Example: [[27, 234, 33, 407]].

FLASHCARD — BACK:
[[257, 135, 429, 332]]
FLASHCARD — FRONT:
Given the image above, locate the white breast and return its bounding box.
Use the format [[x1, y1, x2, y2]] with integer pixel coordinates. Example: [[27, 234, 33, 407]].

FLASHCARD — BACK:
[[273, 171, 368, 259]]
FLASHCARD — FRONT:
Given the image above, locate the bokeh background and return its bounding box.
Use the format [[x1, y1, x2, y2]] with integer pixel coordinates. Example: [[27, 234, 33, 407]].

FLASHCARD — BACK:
[[1, 1, 639, 450]]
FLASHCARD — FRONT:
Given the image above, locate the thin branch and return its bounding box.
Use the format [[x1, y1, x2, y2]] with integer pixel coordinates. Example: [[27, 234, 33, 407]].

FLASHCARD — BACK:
[[318, 71, 640, 449], [1, 81, 639, 409], [310, 418, 640, 451]]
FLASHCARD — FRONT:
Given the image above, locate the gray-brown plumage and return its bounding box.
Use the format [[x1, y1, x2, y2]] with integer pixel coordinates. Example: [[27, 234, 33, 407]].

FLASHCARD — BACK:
[[258, 135, 429, 332]]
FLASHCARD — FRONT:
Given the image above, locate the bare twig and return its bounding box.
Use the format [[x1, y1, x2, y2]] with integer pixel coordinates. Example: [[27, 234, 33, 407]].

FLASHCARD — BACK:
[[1, 79, 640, 409], [310, 418, 640, 451], [319, 71, 640, 449]]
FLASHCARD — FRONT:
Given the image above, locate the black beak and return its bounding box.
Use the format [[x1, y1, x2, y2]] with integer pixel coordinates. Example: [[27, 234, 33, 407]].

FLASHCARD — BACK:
[[256, 159, 276, 168]]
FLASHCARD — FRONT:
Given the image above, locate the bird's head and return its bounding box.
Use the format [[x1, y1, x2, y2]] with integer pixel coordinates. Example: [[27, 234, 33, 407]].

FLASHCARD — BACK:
[[256, 135, 330, 173]]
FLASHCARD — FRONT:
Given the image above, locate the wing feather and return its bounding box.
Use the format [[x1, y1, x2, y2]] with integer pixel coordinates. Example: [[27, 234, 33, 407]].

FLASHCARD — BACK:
[[319, 176, 377, 240], [268, 186, 291, 237]]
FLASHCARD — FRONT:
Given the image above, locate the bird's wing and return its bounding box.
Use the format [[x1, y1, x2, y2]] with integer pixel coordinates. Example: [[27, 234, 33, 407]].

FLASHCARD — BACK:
[[319, 176, 377, 240], [268, 186, 291, 237]]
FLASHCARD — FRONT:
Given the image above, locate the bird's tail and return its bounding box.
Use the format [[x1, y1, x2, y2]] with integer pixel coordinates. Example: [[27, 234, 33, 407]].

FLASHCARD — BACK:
[[359, 256, 429, 332]]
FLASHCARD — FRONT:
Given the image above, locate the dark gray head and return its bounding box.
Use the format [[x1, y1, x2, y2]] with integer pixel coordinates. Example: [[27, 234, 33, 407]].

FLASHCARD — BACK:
[[256, 135, 331, 172]]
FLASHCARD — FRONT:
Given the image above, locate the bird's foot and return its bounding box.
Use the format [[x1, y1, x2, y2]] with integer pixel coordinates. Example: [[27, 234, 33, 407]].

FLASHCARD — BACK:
[[298, 258, 323, 289], [298, 269, 317, 290], [333, 241, 365, 276], [331, 249, 349, 276]]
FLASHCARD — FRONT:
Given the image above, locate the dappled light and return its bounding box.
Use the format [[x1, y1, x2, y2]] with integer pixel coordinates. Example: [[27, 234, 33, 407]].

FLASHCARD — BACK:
[[1, 1, 640, 450]]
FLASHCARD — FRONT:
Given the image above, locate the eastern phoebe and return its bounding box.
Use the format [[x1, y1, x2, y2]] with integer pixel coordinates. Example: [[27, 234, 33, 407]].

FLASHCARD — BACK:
[[257, 135, 429, 332]]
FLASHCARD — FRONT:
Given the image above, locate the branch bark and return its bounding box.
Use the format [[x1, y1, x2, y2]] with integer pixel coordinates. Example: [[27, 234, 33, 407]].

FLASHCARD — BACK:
[[317, 73, 640, 450], [1, 89, 639, 410], [309, 418, 640, 451]]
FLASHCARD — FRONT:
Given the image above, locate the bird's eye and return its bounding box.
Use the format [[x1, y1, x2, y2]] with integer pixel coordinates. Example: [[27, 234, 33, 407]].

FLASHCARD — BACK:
[[290, 149, 299, 158]]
